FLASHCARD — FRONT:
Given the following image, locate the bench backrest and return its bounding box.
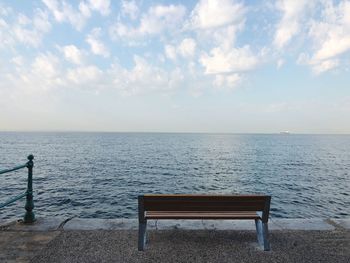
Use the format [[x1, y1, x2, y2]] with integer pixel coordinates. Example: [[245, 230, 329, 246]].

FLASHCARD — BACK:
[[138, 194, 271, 222]]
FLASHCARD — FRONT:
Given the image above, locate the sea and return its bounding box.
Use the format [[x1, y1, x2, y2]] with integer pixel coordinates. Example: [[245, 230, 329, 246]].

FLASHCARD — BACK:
[[0, 132, 349, 219]]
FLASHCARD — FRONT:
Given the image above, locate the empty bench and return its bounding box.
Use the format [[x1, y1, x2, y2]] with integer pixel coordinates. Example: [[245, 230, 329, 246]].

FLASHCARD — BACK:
[[138, 194, 271, 251]]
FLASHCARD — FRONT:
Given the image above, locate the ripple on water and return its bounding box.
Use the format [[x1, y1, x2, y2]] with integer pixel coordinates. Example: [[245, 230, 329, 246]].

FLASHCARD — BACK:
[[0, 133, 350, 219]]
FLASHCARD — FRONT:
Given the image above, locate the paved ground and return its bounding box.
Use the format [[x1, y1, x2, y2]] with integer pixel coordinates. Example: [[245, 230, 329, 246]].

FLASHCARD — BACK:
[[0, 229, 349, 263], [0, 231, 59, 263], [32, 229, 350, 263], [0, 219, 349, 263]]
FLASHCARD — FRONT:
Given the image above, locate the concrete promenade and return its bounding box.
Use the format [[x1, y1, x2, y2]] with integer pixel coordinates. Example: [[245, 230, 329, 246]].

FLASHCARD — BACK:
[[1, 218, 349, 262]]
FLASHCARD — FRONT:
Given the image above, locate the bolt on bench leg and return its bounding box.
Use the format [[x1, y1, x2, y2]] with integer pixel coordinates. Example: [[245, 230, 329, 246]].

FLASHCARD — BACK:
[[138, 221, 147, 251]]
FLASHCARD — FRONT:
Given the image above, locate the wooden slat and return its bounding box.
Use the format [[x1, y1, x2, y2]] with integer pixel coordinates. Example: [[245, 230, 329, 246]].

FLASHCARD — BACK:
[[143, 200, 267, 211], [143, 194, 266, 198], [143, 200, 267, 205], [145, 211, 261, 220], [144, 195, 268, 201], [144, 206, 265, 212]]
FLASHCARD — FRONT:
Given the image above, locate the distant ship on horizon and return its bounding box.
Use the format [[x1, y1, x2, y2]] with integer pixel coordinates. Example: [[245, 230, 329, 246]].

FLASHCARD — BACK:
[[279, 131, 291, 134]]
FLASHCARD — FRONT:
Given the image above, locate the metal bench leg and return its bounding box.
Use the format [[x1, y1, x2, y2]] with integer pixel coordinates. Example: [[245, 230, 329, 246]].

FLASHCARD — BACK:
[[255, 219, 263, 247], [255, 219, 270, 251], [138, 221, 147, 251], [262, 222, 270, 251]]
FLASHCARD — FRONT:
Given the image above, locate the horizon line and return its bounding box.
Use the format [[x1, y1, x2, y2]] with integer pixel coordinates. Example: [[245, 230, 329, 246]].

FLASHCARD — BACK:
[[0, 130, 349, 135]]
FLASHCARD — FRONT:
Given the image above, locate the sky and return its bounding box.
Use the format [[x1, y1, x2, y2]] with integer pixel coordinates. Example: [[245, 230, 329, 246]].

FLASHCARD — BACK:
[[0, 0, 349, 133]]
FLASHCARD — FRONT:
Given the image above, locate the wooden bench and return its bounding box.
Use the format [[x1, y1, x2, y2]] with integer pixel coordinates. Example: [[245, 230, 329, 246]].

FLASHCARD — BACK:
[[138, 194, 271, 251]]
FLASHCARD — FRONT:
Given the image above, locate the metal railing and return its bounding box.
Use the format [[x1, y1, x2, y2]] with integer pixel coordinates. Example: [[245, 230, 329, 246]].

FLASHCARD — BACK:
[[0, 155, 35, 223]]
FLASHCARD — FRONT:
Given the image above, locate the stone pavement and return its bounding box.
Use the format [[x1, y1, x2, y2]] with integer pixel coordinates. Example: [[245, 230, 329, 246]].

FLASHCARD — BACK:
[[0, 218, 349, 262]]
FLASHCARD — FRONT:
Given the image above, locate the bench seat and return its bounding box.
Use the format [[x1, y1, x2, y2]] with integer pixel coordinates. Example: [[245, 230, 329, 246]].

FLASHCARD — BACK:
[[146, 211, 261, 220]]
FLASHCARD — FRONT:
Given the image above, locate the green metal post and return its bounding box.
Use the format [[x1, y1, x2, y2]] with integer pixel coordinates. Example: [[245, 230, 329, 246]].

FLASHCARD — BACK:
[[23, 154, 35, 223]]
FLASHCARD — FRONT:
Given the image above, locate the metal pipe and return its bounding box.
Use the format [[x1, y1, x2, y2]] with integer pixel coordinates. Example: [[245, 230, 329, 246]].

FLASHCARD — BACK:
[[0, 192, 27, 209], [0, 164, 27, 175]]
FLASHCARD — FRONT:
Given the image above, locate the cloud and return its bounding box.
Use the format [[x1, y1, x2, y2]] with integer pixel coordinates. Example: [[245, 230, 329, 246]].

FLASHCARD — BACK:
[[297, 1, 350, 74], [67, 65, 103, 84], [34, 9, 51, 32], [110, 56, 184, 95], [309, 1, 350, 61], [186, 0, 245, 30], [183, 0, 255, 91], [110, 4, 186, 40], [60, 45, 84, 64], [7, 53, 65, 92], [42, 0, 86, 30], [121, 0, 139, 20], [164, 38, 197, 61], [11, 56, 24, 67], [0, 8, 51, 48], [200, 45, 258, 74], [31, 53, 61, 82], [78, 2, 91, 17], [178, 38, 196, 57], [213, 73, 242, 90], [2, 50, 186, 97], [86, 28, 110, 57], [164, 44, 177, 60], [42, 0, 110, 30], [87, 0, 110, 16], [311, 59, 339, 74], [273, 0, 310, 49]]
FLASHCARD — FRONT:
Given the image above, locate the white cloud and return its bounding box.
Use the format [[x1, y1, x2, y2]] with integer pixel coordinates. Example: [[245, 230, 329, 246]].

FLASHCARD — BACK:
[[273, 0, 310, 49], [187, 0, 245, 30], [42, 0, 110, 30], [60, 45, 84, 64], [178, 38, 196, 57], [184, 0, 247, 84], [211, 24, 243, 50], [311, 59, 339, 75], [33, 9, 51, 32], [213, 73, 242, 90], [165, 45, 177, 60], [32, 53, 60, 79], [87, 0, 110, 16], [139, 4, 186, 34], [188, 1, 256, 90], [11, 56, 24, 66], [79, 2, 91, 17], [110, 55, 183, 95], [110, 4, 186, 40], [13, 26, 42, 47], [122, 0, 139, 20], [0, 18, 13, 48], [309, 1, 350, 61], [1, 9, 51, 48], [200, 45, 258, 74], [164, 38, 197, 61], [18, 14, 31, 25], [297, 1, 350, 74], [313, 33, 350, 61], [67, 65, 103, 84], [5, 53, 65, 93], [86, 28, 110, 57], [42, 0, 85, 30]]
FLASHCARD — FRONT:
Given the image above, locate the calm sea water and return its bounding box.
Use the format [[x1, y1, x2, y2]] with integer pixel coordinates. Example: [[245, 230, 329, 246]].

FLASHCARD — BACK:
[[0, 132, 349, 219]]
